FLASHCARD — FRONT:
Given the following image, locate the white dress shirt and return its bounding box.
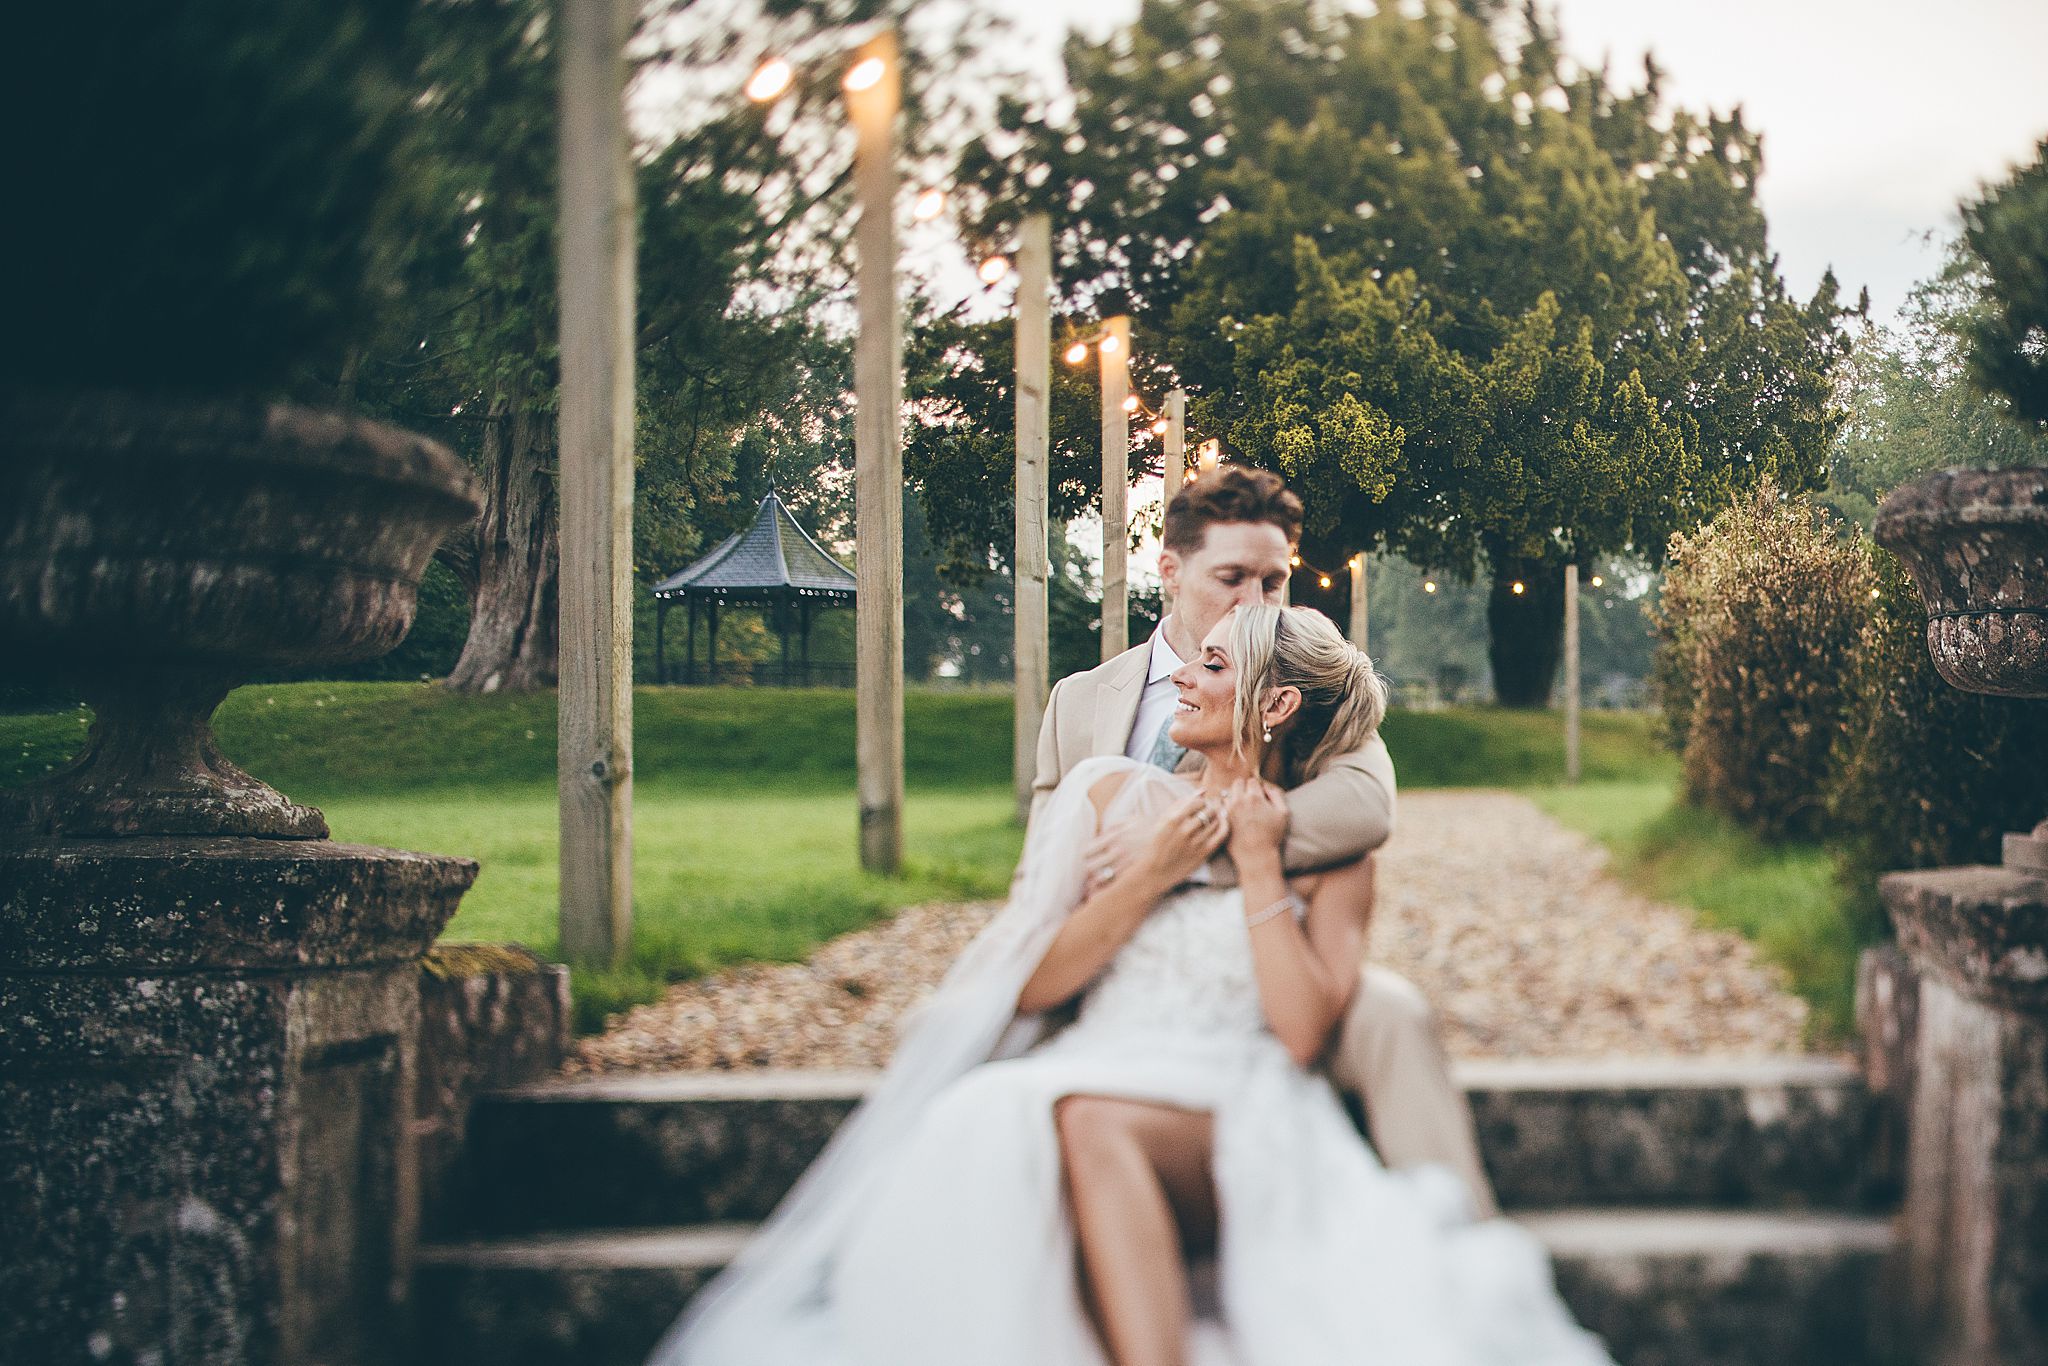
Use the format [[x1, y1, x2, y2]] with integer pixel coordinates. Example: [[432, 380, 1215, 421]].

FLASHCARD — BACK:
[[1123, 621, 1187, 762]]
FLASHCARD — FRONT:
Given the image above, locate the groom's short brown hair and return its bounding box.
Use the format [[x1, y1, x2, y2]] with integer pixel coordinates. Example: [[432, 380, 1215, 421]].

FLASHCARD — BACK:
[[1161, 465, 1303, 555]]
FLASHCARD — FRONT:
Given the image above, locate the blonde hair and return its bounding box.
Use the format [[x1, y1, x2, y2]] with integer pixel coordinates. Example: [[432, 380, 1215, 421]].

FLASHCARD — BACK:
[[1226, 604, 1388, 782]]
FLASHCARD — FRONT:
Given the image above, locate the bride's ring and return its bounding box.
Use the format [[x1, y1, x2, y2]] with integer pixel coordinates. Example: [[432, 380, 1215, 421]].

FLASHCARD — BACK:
[[1193, 807, 1212, 826], [1099, 864, 1117, 883]]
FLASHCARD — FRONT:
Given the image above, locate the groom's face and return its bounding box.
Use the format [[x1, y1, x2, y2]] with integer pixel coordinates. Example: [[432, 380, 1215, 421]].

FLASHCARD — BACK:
[[1162, 520, 1294, 647]]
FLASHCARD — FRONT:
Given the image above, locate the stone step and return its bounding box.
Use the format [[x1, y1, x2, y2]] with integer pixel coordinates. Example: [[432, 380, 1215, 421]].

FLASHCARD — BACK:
[[448, 1057, 1889, 1236], [413, 1209, 1902, 1366]]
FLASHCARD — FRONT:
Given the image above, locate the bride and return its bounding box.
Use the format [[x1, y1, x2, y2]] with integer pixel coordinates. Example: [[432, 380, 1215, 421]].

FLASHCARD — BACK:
[[653, 603, 1614, 1366]]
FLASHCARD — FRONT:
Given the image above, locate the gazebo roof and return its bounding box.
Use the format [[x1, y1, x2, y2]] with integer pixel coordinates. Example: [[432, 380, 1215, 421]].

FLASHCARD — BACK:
[[652, 491, 856, 605]]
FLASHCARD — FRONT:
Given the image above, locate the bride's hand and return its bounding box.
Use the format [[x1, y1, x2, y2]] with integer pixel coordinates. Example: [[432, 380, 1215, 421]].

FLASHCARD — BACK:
[[1132, 793, 1230, 890], [1224, 779, 1288, 868]]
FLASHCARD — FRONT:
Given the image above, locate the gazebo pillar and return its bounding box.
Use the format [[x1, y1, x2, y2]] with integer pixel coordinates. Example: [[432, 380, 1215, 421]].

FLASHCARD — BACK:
[[654, 599, 667, 685], [800, 599, 813, 687], [779, 599, 792, 686]]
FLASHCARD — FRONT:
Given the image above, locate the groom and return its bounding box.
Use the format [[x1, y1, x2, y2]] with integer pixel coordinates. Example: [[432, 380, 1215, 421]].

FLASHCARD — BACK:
[[1030, 465, 1497, 1217]]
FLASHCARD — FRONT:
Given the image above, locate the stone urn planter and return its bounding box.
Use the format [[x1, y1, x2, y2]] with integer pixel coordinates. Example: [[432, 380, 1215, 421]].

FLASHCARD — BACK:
[[0, 389, 482, 839], [1874, 466, 2048, 874], [0, 391, 487, 1366], [1871, 464, 2048, 1366]]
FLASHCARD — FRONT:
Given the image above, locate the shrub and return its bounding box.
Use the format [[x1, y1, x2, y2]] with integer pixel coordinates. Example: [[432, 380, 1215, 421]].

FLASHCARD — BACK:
[[1649, 482, 1874, 841], [1828, 548, 2048, 901]]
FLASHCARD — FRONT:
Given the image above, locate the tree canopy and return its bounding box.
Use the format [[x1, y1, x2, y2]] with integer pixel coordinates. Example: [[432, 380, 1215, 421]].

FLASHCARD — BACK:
[[1961, 137, 2048, 431], [346, 0, 960, 690], [948, 0, 1856, 702]]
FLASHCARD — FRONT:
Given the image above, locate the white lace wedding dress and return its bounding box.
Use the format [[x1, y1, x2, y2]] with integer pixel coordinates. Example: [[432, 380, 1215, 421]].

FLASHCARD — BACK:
[[653, 757, 1615, 1366]]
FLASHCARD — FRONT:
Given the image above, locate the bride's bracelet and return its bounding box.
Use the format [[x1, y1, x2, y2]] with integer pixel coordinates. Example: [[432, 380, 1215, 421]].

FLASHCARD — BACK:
[[1245, 892, 1306, 929]]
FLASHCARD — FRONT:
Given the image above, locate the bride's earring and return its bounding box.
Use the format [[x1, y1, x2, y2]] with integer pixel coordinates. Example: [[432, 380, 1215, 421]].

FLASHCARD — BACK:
[[1262, 726, 1273, 743]]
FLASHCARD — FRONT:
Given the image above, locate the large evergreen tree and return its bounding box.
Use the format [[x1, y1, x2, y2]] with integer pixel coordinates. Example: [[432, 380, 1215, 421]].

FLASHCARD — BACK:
[[953, 0, 1854, 703], [1961, 137, 2048, 431]]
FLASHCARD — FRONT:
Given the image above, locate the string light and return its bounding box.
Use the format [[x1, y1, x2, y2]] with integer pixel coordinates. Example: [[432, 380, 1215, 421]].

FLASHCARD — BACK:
[[977, 255, 1010, 284], [1590, 574, 1604, 588], [1151, 418, 1168, 434], [1098, 333, 1122, 356], [1121, 394, 1140, 413], [843, 55, 886, 92], [1289, 554, 1302, 567], [746, 57, 794, 102], [1319, 575, 1332, 589], [1511, 581, 1526, 595], [1423, 580, 1438, 594], [913, 188, 947, 222], [1064, 341, 1090, 365]]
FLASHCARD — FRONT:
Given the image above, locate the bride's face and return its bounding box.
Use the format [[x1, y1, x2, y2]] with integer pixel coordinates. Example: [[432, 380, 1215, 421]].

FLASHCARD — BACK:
[[1166, 611, 1241, 751]]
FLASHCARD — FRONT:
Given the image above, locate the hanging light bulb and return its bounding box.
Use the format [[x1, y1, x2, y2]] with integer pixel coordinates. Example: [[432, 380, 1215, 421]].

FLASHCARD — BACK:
[[1319, 575, 1332, 589], [1423, 580, 1438, 594], [912, 188, 947, 222], [1511, 581, 1526, 595], [1289, 554, 1302, 567], [1151, 418, 1168, 434], [1064, 341, 1090, 366], [844, 55, 887, 92], [1098, 332, 1123, 356], [1590, 574, 1604, 588], [746, 57, 794, 102], [978, 255, 1010, 284], [1121, 394, 1140, 413]]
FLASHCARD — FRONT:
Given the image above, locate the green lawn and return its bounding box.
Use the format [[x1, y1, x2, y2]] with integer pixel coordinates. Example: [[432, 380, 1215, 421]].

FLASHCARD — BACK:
[[328, 783, 1023, 1030], [1528, 780, 1868, 1044], [3, 682, 1687, 1031]]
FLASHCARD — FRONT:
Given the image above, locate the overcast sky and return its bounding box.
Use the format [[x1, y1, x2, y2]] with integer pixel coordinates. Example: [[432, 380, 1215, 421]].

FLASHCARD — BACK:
[[986, 0, 2048, 322]]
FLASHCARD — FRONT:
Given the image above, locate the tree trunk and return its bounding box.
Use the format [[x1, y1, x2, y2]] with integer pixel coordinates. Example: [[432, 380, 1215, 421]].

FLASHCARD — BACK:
[[1486, 561, 1565, 708], [440, 397, 558, 694]]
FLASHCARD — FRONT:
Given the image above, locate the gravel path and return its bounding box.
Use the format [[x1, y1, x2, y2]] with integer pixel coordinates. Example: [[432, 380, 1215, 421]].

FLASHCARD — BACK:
[[567, 790, 1808, 1075]]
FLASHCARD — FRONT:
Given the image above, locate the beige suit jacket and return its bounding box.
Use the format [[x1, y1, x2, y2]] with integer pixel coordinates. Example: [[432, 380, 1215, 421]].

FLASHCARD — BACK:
[[1029, 638, 1397, 871]]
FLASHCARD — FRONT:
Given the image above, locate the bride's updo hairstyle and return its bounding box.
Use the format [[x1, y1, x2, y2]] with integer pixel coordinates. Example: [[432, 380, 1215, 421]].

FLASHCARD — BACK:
[[1226, 604, 1388, 783]]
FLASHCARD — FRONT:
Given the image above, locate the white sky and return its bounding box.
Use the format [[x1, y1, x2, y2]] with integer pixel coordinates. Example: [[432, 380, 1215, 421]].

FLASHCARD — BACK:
[[984, 0, 2048, 323]]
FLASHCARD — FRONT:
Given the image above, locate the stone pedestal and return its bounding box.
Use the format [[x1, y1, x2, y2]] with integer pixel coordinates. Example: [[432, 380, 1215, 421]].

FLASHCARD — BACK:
[[415, 944, 573, 1237], [0, 838, 475, 1366], [1882, 863, 2048, 1365]]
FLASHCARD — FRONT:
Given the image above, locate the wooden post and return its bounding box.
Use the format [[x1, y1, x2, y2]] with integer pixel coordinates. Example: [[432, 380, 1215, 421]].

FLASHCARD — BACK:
[[1013, 213, 1051, 825], [1564, 562, 1582, 784], [849, 30, 904, 873], [1099, 314, 1131, 662], [1349, 554, 1369, 653], [1162, 389, 1185, 620], [556, 0, 635, 967], [654, 600, 667, 685]]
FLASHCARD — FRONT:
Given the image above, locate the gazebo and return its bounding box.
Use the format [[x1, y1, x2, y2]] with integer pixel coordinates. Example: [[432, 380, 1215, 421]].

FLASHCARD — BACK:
[[652, 490, 858, 686]]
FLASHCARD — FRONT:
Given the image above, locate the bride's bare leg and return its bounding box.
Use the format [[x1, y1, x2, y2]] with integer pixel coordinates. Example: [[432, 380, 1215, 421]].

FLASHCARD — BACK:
[[1055, 1096, 1218, 1366]]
